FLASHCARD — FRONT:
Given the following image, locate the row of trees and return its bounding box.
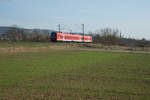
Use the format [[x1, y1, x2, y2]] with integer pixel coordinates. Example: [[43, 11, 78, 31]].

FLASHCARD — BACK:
[[92, 28, 150, 48], [93, 28, 120, 45], [0, 27, 50, 42], [0, 26, 150, 48]]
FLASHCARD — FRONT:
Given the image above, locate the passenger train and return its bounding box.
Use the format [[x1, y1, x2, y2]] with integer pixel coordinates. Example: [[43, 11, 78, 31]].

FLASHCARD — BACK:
[[51, 32, 92, 43]]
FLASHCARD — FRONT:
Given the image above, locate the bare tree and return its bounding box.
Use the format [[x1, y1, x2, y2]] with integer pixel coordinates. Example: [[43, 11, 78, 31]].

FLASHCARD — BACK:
[[6, 27, 17, 42], [5, 26, 27, 42], [94, 28, 120, 45]]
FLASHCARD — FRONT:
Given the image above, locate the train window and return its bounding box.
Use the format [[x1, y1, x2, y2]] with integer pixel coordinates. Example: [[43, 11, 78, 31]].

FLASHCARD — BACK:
[[51, 32, 57, 37]]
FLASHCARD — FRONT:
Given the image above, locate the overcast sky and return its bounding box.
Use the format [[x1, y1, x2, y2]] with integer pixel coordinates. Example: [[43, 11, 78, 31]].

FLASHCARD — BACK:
[[0, 0, 150, 39]]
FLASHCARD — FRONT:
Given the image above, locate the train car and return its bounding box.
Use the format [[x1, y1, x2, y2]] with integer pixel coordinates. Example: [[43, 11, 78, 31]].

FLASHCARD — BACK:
[[51, 32, 92, 43]]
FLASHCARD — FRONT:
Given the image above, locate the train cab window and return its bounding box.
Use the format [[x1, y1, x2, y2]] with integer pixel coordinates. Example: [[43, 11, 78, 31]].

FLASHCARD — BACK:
[[51, 32, 57, 37]]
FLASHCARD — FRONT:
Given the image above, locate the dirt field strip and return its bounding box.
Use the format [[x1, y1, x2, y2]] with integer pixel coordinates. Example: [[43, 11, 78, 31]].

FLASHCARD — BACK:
[[0, 46, 150, 54]]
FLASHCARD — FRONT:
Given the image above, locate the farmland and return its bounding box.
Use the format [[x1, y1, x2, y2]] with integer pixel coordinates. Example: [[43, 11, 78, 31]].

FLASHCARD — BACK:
[[0, 42, 150, 100]]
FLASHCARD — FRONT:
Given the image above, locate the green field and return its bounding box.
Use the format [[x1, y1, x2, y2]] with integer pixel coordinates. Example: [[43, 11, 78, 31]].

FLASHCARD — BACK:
[[0, 44, 150, 100]]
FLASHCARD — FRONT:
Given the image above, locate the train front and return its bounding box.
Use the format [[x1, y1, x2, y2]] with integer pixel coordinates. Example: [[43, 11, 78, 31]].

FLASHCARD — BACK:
[[51, 32, 57, 42]]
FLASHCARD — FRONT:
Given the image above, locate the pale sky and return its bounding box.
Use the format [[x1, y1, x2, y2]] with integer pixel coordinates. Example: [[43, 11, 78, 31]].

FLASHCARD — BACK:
[[0, 0, 150, 39]]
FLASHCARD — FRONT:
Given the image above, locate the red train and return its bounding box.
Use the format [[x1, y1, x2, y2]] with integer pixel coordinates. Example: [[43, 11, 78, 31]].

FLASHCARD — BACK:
[[51, 32, 92, 43]]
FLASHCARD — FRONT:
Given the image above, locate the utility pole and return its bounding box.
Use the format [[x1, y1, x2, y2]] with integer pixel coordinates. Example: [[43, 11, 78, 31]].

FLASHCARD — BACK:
[[58, 24, 61, 32], [119, 32, 122, 45], [82, 24, 84, 42], [120, 32, 122, 39]]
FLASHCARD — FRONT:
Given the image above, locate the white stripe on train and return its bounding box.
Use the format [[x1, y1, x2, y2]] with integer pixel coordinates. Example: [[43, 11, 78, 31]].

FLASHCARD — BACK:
[[57, 39, 91, 42]]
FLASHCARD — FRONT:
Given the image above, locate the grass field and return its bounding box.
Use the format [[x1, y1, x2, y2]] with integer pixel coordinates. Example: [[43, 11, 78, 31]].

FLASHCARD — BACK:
[[0, 43, 150, 100]]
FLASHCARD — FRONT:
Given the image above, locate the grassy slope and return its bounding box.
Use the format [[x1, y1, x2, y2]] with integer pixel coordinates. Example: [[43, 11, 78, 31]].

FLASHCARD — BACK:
[[0, 49, 150, 100]]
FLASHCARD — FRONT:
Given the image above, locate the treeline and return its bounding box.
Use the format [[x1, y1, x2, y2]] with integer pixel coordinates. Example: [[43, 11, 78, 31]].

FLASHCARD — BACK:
[[0, 26, 50, 42], [93, 28, 120, 45], [92, 28, 150, 48], [0, 26, 150, 48]]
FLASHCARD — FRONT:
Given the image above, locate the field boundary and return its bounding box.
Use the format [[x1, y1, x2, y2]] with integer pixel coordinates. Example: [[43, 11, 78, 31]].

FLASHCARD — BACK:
[[0, 46, 150, 54]]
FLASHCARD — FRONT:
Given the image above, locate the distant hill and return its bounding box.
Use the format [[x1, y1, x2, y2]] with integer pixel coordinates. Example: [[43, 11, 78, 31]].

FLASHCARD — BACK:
[[0, 26, 56, 35], [0, 26, 13, 35], [0, 26, 92, 36]]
